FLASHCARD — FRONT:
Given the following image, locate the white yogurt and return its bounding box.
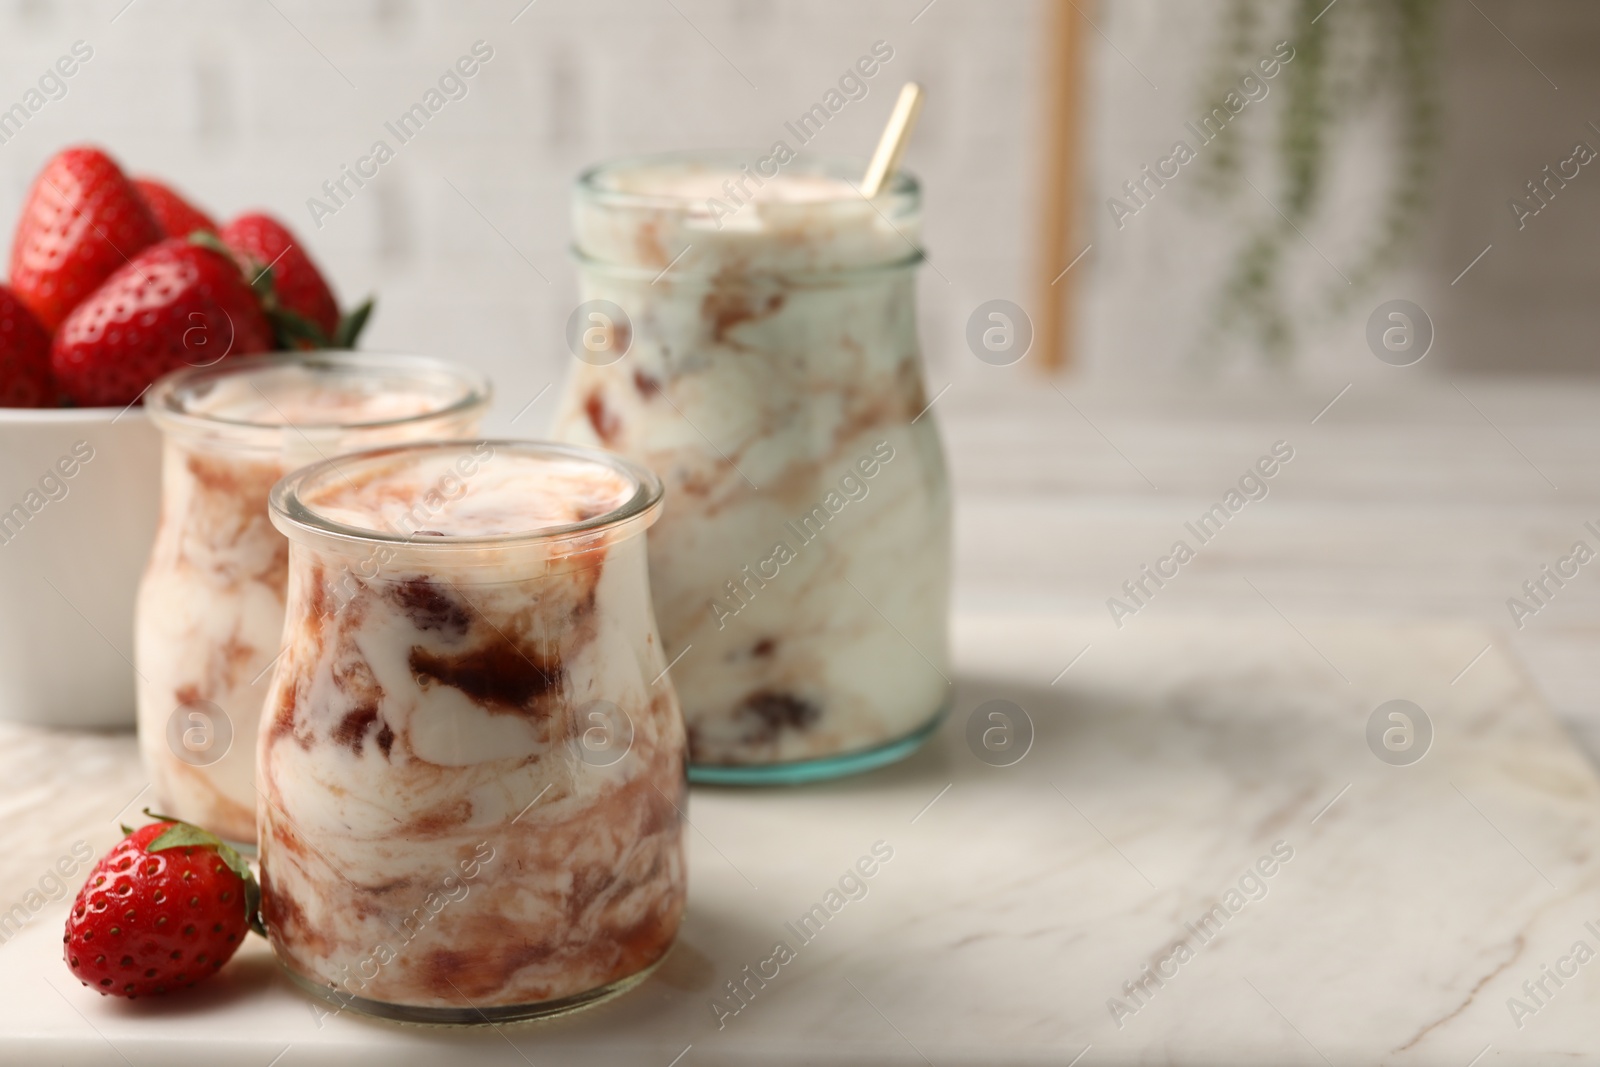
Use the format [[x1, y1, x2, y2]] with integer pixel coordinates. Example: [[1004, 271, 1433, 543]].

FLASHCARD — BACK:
[[135, 355, 489, 844], [258, 442, 684, 1016], [555, 155, 952, 771]]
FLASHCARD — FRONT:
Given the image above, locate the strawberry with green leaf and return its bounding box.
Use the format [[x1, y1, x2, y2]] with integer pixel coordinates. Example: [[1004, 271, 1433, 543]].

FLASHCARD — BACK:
[[220, 212, 372, 350], [51, 235, 273, 407], [63, 812, 262, 999]]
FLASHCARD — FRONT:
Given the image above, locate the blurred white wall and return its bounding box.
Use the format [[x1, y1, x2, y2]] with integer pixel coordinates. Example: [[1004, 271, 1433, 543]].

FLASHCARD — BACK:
[[0, 0, 1045, 430], [1083, 0, 1600, 384], [3, 0, 1593, 409], [1425, 0, 1600, 374]]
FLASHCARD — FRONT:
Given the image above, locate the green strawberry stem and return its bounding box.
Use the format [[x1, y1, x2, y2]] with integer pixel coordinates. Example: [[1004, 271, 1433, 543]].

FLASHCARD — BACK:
[[187, 230, 375, 353], [141, 808, 266, 939], [186, 229, 236, 262], [269, 305, 333, 349], [334, 298, 374, 350]]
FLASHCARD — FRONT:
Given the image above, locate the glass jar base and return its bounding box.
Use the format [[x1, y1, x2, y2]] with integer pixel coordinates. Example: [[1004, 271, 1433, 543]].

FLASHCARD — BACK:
[[280, 955, 663, 1026], [688, 705, 947, 786]]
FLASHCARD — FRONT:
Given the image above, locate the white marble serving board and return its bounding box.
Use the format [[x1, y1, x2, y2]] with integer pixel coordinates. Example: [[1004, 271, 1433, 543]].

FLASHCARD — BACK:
[[2, 613, 1599, 1066]]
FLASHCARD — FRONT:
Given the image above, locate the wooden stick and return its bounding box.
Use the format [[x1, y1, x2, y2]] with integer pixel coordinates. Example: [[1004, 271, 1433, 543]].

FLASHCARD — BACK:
[[1035, 0, 1092, 374], [861, 82, 925, 198]]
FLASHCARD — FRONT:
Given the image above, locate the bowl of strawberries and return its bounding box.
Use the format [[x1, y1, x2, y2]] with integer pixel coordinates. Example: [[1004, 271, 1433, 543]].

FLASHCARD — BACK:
[[0, 146, 370, 728]]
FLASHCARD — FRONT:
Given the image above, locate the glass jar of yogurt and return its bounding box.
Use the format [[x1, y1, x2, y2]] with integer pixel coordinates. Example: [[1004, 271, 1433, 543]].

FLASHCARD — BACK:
[[552, 152, 952, 784], [259, 440, 685, 1023], [136, 353, 490, 846]]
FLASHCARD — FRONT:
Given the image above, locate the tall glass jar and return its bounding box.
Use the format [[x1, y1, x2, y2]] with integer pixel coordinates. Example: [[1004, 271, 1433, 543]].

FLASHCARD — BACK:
[[552, 152, 952, 783], [136, 353, 490, 846], [260, 440, 685, 1023]]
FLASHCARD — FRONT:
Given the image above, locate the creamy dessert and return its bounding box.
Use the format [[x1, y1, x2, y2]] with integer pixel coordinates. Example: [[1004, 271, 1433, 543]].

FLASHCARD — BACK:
[[136, 354, 489, 845], [553, 153, 952, 779], [259, 440, 685, 1022]]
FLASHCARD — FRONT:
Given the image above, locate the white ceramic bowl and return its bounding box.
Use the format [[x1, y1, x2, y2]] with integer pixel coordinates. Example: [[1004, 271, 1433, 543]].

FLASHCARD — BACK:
[[0, 405, 159, 728]]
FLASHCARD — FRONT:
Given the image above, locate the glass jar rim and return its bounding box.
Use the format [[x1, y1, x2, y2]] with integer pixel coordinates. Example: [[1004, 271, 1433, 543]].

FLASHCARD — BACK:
[[144, 352, 492, 444], [269, 439, 664, 554], [574, 150, 920, 214]]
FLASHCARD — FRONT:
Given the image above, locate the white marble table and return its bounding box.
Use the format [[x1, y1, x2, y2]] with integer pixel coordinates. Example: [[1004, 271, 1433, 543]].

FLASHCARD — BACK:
[[937, 374, 1600, 764], [3, 612, 1599, 1065], [4, 377, 1600, 1064]]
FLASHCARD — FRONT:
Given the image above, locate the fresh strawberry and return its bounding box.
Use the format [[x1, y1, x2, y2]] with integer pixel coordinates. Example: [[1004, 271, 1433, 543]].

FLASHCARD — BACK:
[[9, 147, 162, 332], [220, 213, 339, 344], [64, 814, 261, 999], [51, 237, 273, 407], [0, 284, 55, 407], [133, 178, 218, 239]]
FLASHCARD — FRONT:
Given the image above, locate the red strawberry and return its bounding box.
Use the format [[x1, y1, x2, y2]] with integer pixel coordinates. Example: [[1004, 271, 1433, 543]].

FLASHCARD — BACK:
[[133, 178, 218, 239], [51, 237, 273, 407], [64, 815, 261, 999], [9, 147, 162, 332], [0, 284, 55, 407], [220, 213, 339, 342]]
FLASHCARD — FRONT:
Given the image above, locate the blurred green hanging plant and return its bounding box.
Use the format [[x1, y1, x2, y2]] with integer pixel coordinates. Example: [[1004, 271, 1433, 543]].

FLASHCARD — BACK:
[[1195, 0, 1441, 363]]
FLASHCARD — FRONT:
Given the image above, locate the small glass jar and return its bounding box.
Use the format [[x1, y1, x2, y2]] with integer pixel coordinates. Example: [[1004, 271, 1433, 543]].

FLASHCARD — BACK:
[[260, 440, 686, 1024], [136, 353, 490, 846], [552, 151, 953, 783]]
